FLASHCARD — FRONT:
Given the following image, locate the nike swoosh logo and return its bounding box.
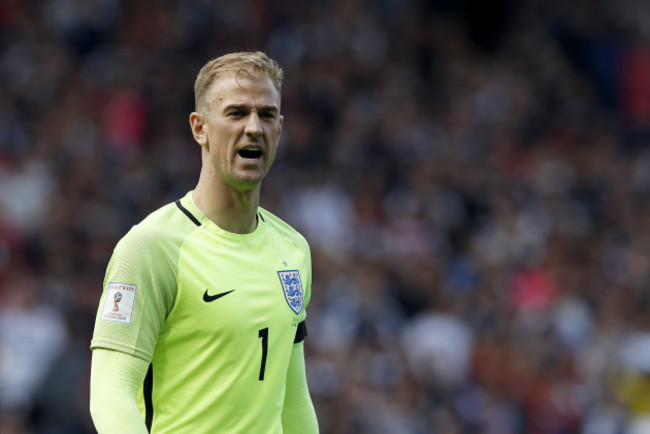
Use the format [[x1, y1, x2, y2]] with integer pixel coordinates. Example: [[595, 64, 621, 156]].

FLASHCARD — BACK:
[[203, 289, 235, 302]]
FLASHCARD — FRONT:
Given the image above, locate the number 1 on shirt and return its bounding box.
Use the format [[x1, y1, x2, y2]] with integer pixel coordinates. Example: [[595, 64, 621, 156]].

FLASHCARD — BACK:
[[258, 327, 268, 380]]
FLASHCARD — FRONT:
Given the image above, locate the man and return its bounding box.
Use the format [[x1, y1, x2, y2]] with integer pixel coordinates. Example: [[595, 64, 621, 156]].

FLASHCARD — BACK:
[[89, 51, 319, 433]]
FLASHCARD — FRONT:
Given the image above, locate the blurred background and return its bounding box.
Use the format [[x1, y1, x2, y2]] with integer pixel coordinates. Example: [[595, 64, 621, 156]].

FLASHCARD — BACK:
[[2, 0, 650, 432]]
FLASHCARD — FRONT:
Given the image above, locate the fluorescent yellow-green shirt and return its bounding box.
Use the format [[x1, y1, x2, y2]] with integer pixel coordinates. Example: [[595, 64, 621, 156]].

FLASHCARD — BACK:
[[91, 192, 312, 433]]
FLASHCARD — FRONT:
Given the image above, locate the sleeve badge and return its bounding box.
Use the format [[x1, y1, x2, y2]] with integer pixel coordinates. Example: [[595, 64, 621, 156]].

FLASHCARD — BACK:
[[100, 282, 137, 324]]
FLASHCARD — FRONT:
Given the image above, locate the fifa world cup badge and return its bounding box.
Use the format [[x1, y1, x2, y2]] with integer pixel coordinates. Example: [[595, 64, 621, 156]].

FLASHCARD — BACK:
[[113, 292, 123, 312], [101, 283, 137, 324]]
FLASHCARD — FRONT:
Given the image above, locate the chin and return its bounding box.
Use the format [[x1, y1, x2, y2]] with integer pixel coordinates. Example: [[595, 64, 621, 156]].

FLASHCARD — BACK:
[[230, 172, 266, 190]]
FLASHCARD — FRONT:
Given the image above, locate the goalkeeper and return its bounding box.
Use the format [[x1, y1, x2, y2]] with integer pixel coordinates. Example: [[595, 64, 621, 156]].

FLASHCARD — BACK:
[[89, 51, 319, 433]]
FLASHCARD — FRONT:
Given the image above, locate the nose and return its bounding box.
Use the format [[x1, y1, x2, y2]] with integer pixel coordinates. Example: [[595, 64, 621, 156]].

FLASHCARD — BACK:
[[245, 113, 263, 139]]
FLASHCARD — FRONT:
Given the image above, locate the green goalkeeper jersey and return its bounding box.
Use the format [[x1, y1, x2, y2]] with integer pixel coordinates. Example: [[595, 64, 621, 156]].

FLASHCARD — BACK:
[[91, 191, 311, 433]]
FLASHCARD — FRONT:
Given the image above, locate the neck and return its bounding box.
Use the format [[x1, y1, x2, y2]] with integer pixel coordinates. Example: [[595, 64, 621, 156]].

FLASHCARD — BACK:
[[192, 176, 260, 234]]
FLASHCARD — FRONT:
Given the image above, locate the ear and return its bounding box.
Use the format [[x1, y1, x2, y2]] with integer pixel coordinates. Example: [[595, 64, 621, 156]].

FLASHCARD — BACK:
[[189, 112, 208, 146]]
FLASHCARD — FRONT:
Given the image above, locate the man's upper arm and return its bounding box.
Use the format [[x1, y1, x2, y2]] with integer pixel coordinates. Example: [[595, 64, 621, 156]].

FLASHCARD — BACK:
[[281, 237, 318, 432], [89, 225, 176, 431], [91, 225, 176, 361]]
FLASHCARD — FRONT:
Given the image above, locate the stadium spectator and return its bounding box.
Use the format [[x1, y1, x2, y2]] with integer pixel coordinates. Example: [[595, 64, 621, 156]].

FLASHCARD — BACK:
[[2, 0, 650, 432]]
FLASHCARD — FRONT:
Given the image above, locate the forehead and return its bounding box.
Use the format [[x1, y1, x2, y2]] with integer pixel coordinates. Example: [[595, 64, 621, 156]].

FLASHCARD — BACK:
[[206, 74, 280, 109]]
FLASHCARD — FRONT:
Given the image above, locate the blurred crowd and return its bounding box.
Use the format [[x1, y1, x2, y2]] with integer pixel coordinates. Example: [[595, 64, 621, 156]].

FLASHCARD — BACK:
[[2, 0, 650, 432]]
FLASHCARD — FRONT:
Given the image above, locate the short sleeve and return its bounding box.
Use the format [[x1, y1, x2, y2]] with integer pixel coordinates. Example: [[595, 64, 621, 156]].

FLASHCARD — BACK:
[[91, 225, 178, 362]]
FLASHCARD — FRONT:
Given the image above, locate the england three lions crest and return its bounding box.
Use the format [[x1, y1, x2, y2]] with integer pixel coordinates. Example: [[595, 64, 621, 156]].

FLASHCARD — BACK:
[[278, 270, 304, 315]]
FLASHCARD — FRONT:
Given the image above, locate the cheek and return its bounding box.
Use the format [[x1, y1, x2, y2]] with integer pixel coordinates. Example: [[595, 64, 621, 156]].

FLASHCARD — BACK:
[[271, 124, 282, 143], [268, 132, 281, 156], [205, 141, 229, 167]]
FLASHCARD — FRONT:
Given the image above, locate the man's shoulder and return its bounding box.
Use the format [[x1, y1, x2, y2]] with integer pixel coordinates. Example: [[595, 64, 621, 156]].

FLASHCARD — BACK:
[[118, 198, 200, 250], [259, 207, 309, 249]]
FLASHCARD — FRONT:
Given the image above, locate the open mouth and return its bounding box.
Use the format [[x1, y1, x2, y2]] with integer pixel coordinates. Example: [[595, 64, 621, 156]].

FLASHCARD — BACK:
[[238, 149, 263, 159]]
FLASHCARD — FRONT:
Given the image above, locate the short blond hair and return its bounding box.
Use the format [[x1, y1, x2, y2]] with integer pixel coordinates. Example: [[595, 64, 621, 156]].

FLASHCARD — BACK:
[[194, 51, 284, 113]]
